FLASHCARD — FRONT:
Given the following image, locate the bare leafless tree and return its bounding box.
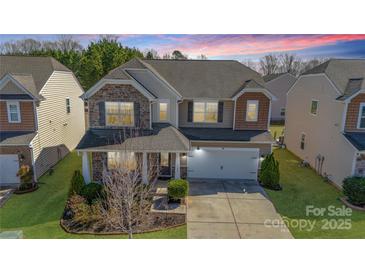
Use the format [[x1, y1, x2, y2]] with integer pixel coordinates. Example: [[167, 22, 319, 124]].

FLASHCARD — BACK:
[[279, 53, 302, 75], [100, 154, 158, 239], [259, 54, 280, 75], [196, 54, 208, 60], [241, 59, 260, 72], [57, 35, 83, 52], [144, 48, 160, 59]]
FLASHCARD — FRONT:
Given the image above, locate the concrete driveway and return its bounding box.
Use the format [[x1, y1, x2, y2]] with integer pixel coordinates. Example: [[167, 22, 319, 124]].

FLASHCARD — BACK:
[[187, 180, 293, 239]]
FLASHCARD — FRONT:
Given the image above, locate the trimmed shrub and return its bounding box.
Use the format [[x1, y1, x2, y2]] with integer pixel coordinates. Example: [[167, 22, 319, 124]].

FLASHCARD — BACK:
[[343, 177, 365, 206], [16, 165, 34, 190], [259, 153, 282, 190], [69, 170, 85, 196], [80, 182, 103, 204], [167, 179, 189, 201]]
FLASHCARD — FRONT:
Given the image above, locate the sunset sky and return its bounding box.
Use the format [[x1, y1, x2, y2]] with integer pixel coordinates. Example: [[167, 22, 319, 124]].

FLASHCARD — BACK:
[[1, 34, 365, 61]]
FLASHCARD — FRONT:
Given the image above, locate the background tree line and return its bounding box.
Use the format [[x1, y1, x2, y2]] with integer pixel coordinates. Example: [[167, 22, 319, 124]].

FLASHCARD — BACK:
[[0, 35, 327, 90]]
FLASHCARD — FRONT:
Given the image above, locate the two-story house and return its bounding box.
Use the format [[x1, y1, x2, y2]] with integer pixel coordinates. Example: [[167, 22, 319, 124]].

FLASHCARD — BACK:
[[77, 58, 275, 183], [263, 73, 297, 123], [285, 59, 365, 187], [0, 56, 85, 186]]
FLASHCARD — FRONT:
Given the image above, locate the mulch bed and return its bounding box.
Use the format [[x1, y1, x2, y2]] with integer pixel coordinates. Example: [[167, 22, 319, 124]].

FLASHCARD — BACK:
[[14, 185, 39, 194], [340, 197, 365, 212], [60, 212, 186, 235]]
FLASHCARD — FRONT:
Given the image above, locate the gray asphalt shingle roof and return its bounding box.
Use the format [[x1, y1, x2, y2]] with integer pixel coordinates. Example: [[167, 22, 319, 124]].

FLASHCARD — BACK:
[[302, 59, 365, 98], [343, 132, 365, 151], [263, 73, 286, 82], [0, 56, 71, 97], [0, 131, 36, 146], [102, 58, 266, 99]]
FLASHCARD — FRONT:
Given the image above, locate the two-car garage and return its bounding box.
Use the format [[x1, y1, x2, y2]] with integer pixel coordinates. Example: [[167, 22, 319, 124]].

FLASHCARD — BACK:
[[187, 147, 260, 180]]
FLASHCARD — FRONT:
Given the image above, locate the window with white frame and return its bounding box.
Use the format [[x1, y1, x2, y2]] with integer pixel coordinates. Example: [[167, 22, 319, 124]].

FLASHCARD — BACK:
[[106, 102, 134, 126], [193, 101, 218, 123], [246, 100, 259, 122], [280, 107, 285, 117], [358, 103, 365, 129], [310, 100, 319, 115], [66, 98, 71, 114], [107, 151, 137, 170], [159, 101, 169, 121], [6, 101, 21, 123]]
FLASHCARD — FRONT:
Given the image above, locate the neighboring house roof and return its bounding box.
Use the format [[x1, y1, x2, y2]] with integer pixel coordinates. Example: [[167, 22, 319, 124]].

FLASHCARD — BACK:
[[0, 56, 71, 97], [343, 132, 365, 151], [301, 59, 365, 99], [76, 123, 189, 152], [102, 58, 266, 99], [0, 131, 36, 146], [263, 73, 287, 82], [178, 127, 269, 142]]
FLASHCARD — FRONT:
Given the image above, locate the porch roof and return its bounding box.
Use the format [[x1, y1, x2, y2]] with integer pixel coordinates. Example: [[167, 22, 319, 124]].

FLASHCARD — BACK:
[[76, 124, 189, 152], [344, 132, 365, 151]]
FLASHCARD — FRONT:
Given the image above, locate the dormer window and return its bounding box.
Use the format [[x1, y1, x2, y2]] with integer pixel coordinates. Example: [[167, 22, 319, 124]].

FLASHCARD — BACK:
[[357, 103, 365, 129], [6, 101, 21, 123]]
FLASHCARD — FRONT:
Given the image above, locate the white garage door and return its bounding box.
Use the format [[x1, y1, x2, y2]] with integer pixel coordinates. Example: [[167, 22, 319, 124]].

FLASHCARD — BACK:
[[0, 154, 20, 186], [187, 147, 259, 180]]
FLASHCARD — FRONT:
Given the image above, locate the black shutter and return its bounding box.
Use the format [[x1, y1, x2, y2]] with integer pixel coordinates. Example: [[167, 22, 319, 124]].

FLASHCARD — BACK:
[[99, 101, 105, 126], [187, 101, 193, 122], [134, 102, 140, 128], [218, 101, 224, 122]]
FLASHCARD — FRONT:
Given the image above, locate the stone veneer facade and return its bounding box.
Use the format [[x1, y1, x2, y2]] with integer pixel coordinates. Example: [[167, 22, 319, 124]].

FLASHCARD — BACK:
[[88, 84, 150, 129], [345, 93, 365, 132]]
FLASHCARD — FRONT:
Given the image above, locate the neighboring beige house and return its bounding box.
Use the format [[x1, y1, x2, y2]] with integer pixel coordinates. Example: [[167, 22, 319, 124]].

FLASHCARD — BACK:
[[285, 59, 365, 187], [0, 56, 85, 186], [263, 73, 297, 123], [77, 58, 275, 183]]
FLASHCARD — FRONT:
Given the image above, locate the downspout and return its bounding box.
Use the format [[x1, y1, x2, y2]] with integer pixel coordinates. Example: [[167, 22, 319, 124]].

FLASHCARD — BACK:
[[29, 143, 37, 182]]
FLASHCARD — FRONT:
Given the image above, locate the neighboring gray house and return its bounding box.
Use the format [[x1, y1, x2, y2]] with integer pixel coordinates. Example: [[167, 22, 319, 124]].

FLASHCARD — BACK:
[[77, 58, 276, 183], [285, 59, 365, 187], [263, 73, 297, 122], [0, 56, 85, 186]]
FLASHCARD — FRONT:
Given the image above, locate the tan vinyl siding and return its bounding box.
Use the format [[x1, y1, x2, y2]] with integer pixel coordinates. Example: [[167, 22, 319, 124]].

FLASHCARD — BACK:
[[285, 75, 355, 187], [31, 71, 85, 178], [0, 101, 36, 131], [179, 99, 234, 128]]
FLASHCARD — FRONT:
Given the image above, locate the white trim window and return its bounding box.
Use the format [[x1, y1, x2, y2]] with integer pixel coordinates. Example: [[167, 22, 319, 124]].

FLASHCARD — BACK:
[[107, 151, 137, 170], [158, 100, 169, 122], [106, 102, 134, 126], [246, 100, 259, 122], [66, 98, 71, 114], [193, 101, 218, 123], [310, 100, 319, 115], [357, 103, 365, 129], [6, 101, 21, 123]]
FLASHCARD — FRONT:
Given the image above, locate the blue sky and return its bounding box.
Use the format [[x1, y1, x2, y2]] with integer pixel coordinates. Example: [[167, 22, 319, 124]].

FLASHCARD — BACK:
[[1, 34, 365, 61]]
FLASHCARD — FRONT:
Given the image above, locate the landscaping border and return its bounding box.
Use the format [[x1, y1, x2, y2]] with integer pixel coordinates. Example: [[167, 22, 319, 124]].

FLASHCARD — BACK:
[[340, 197, 365, 212], [59, 217, 186, 236], [14, 185, 39, 195]]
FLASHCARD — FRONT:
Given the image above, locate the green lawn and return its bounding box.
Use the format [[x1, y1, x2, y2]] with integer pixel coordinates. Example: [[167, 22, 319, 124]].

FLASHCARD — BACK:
[[0, 152, 186, 239], [267, 149, 365, 238], [270, 124, 285, 139]]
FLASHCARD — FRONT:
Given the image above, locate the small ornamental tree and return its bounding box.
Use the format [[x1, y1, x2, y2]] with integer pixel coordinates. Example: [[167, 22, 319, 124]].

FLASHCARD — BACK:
[[16, 165, 34, 190], [69, 170, 85, 197], [259, 153, 282, 190]]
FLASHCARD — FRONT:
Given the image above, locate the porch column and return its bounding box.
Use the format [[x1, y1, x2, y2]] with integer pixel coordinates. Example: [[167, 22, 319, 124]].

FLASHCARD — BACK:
[[82, 151, 91, 183], [175, 152, 180, 179], [142, 152, 148, 184]]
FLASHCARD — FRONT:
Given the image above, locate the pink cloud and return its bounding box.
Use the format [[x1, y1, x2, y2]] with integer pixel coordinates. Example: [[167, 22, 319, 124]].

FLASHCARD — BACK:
[[149, 34, 365, 57]]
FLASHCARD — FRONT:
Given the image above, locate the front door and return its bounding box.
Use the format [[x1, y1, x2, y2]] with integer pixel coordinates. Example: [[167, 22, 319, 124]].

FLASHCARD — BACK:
[[159, 152, 171, 177]]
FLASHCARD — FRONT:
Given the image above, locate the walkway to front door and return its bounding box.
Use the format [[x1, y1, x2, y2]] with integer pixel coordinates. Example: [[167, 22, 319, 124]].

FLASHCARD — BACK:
[[187, 180, 293, 239]]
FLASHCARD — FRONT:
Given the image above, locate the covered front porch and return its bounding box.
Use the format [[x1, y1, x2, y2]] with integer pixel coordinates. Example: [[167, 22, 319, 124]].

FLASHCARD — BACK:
[[77, 125, 190, 184]]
